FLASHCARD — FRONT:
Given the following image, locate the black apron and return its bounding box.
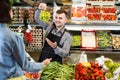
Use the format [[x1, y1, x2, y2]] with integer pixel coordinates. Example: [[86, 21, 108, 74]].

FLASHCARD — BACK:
[[38, 27, 66, 63]]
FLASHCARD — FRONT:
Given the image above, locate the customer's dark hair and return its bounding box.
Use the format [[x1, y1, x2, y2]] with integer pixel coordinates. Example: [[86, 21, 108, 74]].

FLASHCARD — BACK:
[[56, 9, 68, 19], [0, 0, 12, 23]]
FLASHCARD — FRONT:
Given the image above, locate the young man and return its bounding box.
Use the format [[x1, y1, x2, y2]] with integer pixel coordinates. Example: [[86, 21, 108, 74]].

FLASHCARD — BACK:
[[34, 3, 72, 63]]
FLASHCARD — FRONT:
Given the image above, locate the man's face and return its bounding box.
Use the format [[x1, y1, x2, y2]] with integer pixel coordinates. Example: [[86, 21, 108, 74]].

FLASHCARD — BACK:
[[54, 13, 67, 28]]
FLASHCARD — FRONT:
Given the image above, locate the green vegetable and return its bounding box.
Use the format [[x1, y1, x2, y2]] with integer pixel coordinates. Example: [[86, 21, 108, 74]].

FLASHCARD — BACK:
[[105, 60, 120, 79], [40, 62, 75, 80], [97, 31, 112, 48], [39, 10, 51, 23], [72, 35, 81, 47], [106, 72, 113, 79]]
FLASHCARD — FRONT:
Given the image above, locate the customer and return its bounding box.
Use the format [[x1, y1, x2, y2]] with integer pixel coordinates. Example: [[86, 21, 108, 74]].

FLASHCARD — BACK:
[[0, 0, 51, 79], [34, 3, 72, 64]]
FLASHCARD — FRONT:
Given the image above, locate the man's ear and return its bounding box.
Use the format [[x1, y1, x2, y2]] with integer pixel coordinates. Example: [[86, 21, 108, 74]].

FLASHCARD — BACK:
[[65, 18, 68, 23]]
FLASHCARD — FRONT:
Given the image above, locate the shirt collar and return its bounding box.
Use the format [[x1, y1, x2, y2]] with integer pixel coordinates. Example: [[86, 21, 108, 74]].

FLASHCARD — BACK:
[[60, 27, 66, 33], [53, 26, 66, 34]]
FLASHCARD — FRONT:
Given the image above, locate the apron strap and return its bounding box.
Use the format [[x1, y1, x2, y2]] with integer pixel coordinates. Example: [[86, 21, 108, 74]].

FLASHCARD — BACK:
[[44, 23, 54, 38]]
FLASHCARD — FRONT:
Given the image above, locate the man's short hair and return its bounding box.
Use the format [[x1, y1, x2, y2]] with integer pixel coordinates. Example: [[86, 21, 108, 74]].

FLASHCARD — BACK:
[[56, 9, 68, 18]]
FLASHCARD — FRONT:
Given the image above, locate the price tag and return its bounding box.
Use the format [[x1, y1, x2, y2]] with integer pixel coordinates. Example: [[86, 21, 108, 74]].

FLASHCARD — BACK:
[[81, 30, 97, 50]]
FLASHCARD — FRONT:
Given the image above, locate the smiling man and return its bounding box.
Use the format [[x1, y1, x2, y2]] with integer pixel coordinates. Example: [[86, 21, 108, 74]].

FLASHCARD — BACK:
[[34, 3, 72, 64]]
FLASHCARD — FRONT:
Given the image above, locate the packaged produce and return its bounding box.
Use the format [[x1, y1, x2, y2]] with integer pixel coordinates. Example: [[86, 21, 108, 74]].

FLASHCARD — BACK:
[[102, 6, 116, 13], [104, 58, 120, 80], [86, 5, 101, 21], [71, 3, 86, 22], [112, 34, 120, 50], [97, 31, 112, 49], [87, 5, 101, 13], [72, 35, 81, 47]]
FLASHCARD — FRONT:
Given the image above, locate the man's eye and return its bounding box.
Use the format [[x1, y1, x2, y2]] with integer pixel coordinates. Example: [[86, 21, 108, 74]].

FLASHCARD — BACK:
[[59, 17, 62, 19], [55, 17, 63, 20]]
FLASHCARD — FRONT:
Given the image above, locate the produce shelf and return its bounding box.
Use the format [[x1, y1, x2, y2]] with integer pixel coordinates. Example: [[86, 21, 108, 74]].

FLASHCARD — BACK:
[[70, 49, 120, 54], [65, 23, 120, 31]]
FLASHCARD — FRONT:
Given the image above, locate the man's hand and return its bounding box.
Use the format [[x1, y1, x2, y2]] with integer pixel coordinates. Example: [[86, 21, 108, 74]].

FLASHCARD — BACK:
[[41, 58, 52, 66], [38, 3, 47, 10], [45, 38, 57, 49]]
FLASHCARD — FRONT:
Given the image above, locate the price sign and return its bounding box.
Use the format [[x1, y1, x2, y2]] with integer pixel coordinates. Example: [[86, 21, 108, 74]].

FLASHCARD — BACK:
[[81, 30, 97, 50]]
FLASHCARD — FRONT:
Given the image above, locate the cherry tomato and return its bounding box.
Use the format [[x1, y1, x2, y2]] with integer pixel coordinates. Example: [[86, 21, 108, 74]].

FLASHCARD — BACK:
[[32, 73, 39, 79]]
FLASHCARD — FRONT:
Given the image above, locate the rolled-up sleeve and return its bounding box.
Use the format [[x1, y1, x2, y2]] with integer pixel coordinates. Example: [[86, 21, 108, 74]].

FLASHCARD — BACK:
[[34, 9, 48, 30], [54, 33, 72, 58]]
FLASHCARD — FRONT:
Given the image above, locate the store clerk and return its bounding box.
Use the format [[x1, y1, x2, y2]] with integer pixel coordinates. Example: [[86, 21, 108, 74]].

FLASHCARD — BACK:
[[34, 3, 72, 64], [0, 0, 51, 79]]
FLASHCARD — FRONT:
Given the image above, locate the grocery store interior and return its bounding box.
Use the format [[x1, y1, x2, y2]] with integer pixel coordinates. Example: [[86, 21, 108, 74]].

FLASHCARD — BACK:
[[9, 0, 120, 79], [13, 0, 120, 63]]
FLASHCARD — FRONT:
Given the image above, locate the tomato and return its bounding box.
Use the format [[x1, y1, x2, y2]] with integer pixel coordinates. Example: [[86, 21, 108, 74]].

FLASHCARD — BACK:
[[32, 73, 39, 79], [25, 72, 31, 78]]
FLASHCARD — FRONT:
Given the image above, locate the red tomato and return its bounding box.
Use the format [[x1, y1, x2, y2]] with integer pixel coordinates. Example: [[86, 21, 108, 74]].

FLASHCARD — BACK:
[[32, 73, 39, 79]]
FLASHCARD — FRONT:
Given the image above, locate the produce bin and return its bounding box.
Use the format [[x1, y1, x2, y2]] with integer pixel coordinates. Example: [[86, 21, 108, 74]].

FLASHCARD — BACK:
[[112, 34, 120, 50]]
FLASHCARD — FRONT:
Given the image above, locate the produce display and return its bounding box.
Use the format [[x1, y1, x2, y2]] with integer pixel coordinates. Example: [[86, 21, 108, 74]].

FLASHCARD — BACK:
[[71, 30, 120, 50], [104, 59, 120, 79], [71, 6, 86, 18], [12, 7, 35, 23], [97, 31, 112, 48], [101, 6, 116, 21], [87, 5, 101, 20], [8, 57, 120, 80], [9, 27, 43, 52], [112, 34, 120, 49], [102, 14, 116, 20], [72, 35, 81, 47], [87, 6, 101, 13], [40, 62, 75, 80], [71, 3, 86, 22], [75, 62, 105, 80], [87, 5, 117, 21], [86, 0, 117, 22], [102, 6, 116, 13], [24, 72, 40, 80], [12, 0, 117, 23], [87, 13, 101, 20]]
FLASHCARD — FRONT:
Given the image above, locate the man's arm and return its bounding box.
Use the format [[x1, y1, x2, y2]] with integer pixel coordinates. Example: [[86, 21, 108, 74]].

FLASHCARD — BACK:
[[54, 34, 72, 57], [34, 3, 48, 30], [45, 32, 72, 57]]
